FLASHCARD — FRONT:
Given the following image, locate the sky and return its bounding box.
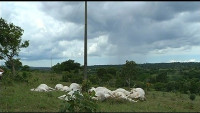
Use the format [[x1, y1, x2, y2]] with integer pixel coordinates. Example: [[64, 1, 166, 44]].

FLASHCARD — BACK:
[[0, 1, 200, 67]]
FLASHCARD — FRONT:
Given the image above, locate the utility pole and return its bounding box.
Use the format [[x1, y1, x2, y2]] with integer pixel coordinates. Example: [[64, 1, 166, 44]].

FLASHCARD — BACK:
[[84, 1, 87, 80]]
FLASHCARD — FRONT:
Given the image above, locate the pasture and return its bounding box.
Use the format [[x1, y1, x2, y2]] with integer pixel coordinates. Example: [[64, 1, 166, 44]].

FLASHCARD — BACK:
[[0, 71, 200, 112]]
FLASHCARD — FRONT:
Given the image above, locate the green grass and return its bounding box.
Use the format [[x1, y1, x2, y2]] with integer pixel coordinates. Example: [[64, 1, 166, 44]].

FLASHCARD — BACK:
[[0, 71, 200, 112]]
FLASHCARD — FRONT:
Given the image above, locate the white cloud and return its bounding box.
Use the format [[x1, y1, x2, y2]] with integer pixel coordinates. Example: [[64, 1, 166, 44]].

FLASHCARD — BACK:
[[170, 59, 199, 63], [88, 35, 117, 56]]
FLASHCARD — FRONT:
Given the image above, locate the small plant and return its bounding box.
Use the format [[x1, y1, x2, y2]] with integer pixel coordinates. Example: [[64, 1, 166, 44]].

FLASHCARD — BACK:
[[189, 94, 196, 101], [59, 91, 98, 112], [81, 80, 92, 92]]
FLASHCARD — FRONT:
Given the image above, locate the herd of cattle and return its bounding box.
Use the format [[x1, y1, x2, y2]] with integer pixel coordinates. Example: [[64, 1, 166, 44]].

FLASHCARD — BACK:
[[30, 83, 146, 103]]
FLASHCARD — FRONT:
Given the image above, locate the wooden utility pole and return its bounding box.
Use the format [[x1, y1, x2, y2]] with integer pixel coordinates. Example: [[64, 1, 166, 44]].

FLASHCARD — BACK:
[[84, 1, 87, 80]]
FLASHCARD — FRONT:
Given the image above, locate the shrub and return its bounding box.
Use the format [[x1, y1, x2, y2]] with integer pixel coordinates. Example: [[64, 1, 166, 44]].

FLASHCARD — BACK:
[[1, 74, 13, 86], [134, 81, 146, 89], [70, 74, 83, 84], [189, 94, 196, 101], [154, 82, 166, 91], [14, 71, 32, 82], [59, 91, 98, 112], [61, 71, 71, 82], [81, 80, 92, 92], [88, 74, 98, 85]]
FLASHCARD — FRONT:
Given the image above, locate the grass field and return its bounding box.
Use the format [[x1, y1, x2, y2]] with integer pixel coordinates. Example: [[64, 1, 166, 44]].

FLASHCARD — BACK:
[[0, 71, 200, 112]]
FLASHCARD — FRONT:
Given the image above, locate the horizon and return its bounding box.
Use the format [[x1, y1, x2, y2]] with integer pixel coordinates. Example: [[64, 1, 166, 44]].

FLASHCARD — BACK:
[[1, 61, 200, 68]]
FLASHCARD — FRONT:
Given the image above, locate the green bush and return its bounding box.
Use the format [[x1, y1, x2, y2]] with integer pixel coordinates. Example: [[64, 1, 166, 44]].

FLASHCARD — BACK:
[[14, 71, 32, 82], [70, 74, 83, 84], [166, 81, 177, 92], [1, 75, 14, 86], [154, 82, 166, 91], [107, 79, 116, 87], [82, 80, 92, 92], [62, 71, 83, 84], [88, 74, 98, 85], [59, 91, 98, 112], [61, 71, 71, 82], [189, 94, 196, 101], [134, 81, 146, 89]]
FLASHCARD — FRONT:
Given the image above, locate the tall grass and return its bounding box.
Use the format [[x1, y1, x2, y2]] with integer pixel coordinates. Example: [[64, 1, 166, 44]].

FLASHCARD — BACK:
[[0, 71, 200, 112]]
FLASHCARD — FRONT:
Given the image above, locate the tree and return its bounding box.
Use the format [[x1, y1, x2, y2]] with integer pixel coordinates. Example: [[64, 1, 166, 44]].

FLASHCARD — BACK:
[[121, 60, 138, 88], [51, 59, 81, 73], [5, 58, 22, 71], [0, 18, 29, 76], [21, 65, 30, 71], [156, 72, 168, 83]]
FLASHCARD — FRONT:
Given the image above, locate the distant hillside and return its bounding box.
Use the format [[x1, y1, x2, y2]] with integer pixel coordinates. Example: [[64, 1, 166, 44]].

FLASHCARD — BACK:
[[30, 67, 51, 71], [88, 62, 200, 70], [29, 62, 200, 71]]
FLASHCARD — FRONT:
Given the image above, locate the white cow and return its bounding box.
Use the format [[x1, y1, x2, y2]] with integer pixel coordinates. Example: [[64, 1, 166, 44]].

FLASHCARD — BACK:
[[111, 91, 138, 103], [55, 84, 64, 91], [130, 88, 146, 100], [69, 83, 81, 91], [62, 86, 71, 92], [30, 84, 54, 92], [89, 87, 113, 99], [112, 88, 131, 96], [91, 91, 106, 101]]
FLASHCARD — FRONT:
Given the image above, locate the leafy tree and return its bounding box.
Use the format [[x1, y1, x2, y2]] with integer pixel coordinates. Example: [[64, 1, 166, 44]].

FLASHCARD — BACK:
[[156, 72, 168, 83], [21, 65, 30, 71], [96, 68, 107, 78], [5, 58, 22, 71], [52, 59, 81, 73], [0, 18, 29, 76], [96, 68, 107, 83], [107, 67, 117, 76], [121, 60, 138, 88]]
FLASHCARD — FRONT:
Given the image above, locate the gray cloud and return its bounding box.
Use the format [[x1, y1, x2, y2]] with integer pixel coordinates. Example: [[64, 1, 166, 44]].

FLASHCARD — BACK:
[[40, 2, 84, 24], [1, 2, 200, 66]]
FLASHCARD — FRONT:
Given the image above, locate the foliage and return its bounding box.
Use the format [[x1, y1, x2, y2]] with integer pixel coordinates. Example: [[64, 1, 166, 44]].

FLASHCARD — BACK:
[[88, 74, 99, 85], [14, 71, 32, 82], [21, 65, 30, 71], [81, 80, 92, 92], [52, 59, 81, 73], [61, 71, 83, 84], [5, 58, 22, 71], [156, 72, 168, 83], [0, 17, 29, 76], [120, 60, 138, 88], [189, 94, 196, 101], [154, 82, 166, 91], [59, 91, 98, 112]]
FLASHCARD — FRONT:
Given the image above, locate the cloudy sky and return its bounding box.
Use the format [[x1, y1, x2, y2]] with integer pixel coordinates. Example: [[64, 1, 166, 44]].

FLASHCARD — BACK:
[[0, 1, 200, 67]]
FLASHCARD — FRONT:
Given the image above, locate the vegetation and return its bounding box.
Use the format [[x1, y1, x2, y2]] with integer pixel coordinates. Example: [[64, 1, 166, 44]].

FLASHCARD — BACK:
[[1, 73, 200, 112], [59, 91, 98, 112], [51, 59, 81, 73], [0, 17, 29, 76]]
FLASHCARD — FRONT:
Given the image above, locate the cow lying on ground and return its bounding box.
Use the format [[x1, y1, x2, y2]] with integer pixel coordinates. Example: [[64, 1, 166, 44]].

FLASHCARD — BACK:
[[30, 84, 55, 92]]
